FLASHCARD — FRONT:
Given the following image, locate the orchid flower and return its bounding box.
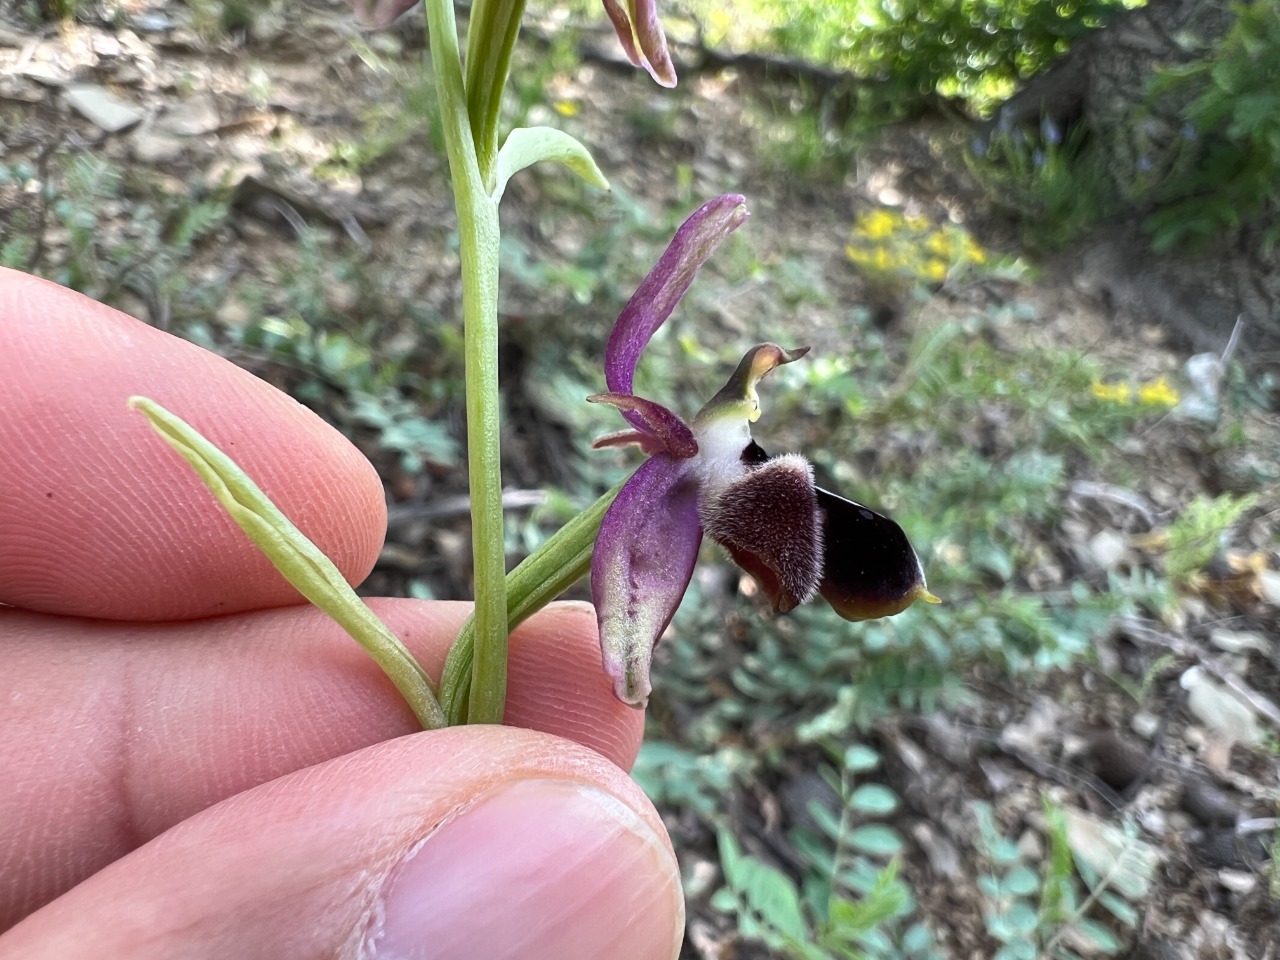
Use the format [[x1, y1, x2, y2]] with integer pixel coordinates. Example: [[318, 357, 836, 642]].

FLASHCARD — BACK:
[[590, 194, 939, 707]]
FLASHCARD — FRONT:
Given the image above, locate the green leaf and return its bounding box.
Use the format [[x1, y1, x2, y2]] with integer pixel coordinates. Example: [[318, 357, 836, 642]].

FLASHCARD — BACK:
[[128, 397, 444, 730], [741, 862, 808, 940], [843, 743, 882, 773], [849, 783, 899, 815], [826, 860, 907, 932], [1072, 917, 1121, 952], [1001, 901, 1039, 937], [492, 126, 609, 202], [846, 824, 905, 857], [1002, 866, 1039, 897], [1098, 890, 1140, 927], [717, 827, 747, 888], [439, 479, 622, 724], [709, 888, 740, 913]]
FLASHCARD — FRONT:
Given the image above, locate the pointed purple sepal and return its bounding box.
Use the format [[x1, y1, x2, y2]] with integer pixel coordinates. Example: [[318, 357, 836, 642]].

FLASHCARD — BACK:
[[702, 453, 823, 612], [588, 392, 698, 459], [592, 453, 703, 707], [604, 195, 748, 433]]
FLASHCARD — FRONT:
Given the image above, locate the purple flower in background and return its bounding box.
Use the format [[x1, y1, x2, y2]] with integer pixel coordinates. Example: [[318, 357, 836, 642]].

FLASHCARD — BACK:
[[1040, 115, 1062, 147], [601, 0, 676, 87], [591, 195, 938, 707]]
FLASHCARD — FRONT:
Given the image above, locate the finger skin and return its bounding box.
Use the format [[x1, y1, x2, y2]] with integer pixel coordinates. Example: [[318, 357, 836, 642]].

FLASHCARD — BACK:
[[0, 728, 683, 960], [0, 599, 642, 930], [0, 267, 386, 620]]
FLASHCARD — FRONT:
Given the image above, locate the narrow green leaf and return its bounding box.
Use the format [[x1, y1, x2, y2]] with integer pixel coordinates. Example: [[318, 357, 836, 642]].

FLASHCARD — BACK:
[[492, 126, 609, 203], [439, 480, 622, 725], [128, 397, 444, 730], [717, 827, 746, 888], [464, 0, 526, 186]]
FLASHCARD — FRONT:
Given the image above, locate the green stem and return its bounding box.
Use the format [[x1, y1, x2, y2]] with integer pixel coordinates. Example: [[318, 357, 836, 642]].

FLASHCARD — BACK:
[[424, 0, 509, 724], [440, 481, 622, 725]]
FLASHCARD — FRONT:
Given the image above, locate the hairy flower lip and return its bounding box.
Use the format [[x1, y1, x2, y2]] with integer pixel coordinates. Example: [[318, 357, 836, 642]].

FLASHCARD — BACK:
[[741, 440, 939, 620]]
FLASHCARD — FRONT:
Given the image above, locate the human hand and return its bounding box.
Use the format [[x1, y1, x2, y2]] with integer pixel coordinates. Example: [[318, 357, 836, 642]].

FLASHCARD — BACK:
[[0, 269, 683, 959]]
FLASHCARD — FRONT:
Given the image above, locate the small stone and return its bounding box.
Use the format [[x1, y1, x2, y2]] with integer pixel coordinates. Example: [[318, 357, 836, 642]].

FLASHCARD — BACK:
[[1131, 710, 1160, 739], [215, 299, 252, 328], [158, 92, 221, 136], [1208, 628, 1268, 654], [1217, 869, 1257, 894], [1088, 529, 1127, 570], [131, 12, 174, 31], [1258, 569, 1280, 606], [15, 59, 69, 87], [64, 83, 146, 133], [91, 33, 123, 57], [131, 125, 185, 163]]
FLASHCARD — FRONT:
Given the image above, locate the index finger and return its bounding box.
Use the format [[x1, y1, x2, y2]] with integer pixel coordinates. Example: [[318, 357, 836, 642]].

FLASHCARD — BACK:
[[0, 268, 386, 621]]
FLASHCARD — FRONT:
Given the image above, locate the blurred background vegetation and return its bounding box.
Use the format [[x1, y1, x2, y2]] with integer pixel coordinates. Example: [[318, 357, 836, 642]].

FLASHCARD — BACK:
[[3, 0, 1279, 955]]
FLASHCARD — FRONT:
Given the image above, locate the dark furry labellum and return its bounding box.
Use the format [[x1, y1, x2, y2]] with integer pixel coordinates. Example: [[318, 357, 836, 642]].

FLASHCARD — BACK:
[[701, 454, 822, 612], [742, 441, 933, 621]]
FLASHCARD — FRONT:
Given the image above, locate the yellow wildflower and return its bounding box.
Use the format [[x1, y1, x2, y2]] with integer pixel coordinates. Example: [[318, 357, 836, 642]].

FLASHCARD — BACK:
[[925, 232, 954, 257], [845, 244, 871, 264], [1091, 381, 1132, 404], [857, 209, 899, 240], [1139, 376, 1179, 407], [553, 100, 580, 117], [963, 238, 988, 264], [923, 259, 948, 281]]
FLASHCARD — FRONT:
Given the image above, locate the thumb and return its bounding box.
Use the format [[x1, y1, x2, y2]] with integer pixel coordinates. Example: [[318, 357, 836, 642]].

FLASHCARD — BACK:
[[0, 728, 683, 960]]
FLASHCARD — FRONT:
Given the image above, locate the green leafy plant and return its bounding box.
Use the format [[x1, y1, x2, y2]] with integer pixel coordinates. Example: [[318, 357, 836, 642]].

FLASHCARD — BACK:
[[972, 798, 1147, 959], [1145, 1, 1280, 251], [1161, 492, 1259, 584], [966, 123, 1116, 250], [685, 0, 1132, 117], [710, 743, 939, 958]]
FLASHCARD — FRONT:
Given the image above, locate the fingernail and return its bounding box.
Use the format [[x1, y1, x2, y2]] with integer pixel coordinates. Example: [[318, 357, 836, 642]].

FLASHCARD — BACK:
[[367, 779, 682, 960]]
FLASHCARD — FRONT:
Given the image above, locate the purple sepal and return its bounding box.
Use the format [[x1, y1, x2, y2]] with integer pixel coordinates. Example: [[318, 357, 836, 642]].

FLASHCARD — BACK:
[[604, 195, 748, 431], [587, 393, 698, 459], [592, 453, 702, 707]]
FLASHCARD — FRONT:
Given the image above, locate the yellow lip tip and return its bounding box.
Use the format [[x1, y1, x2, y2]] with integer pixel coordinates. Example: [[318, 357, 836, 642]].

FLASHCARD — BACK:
[[920, 589, 942, 605]]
